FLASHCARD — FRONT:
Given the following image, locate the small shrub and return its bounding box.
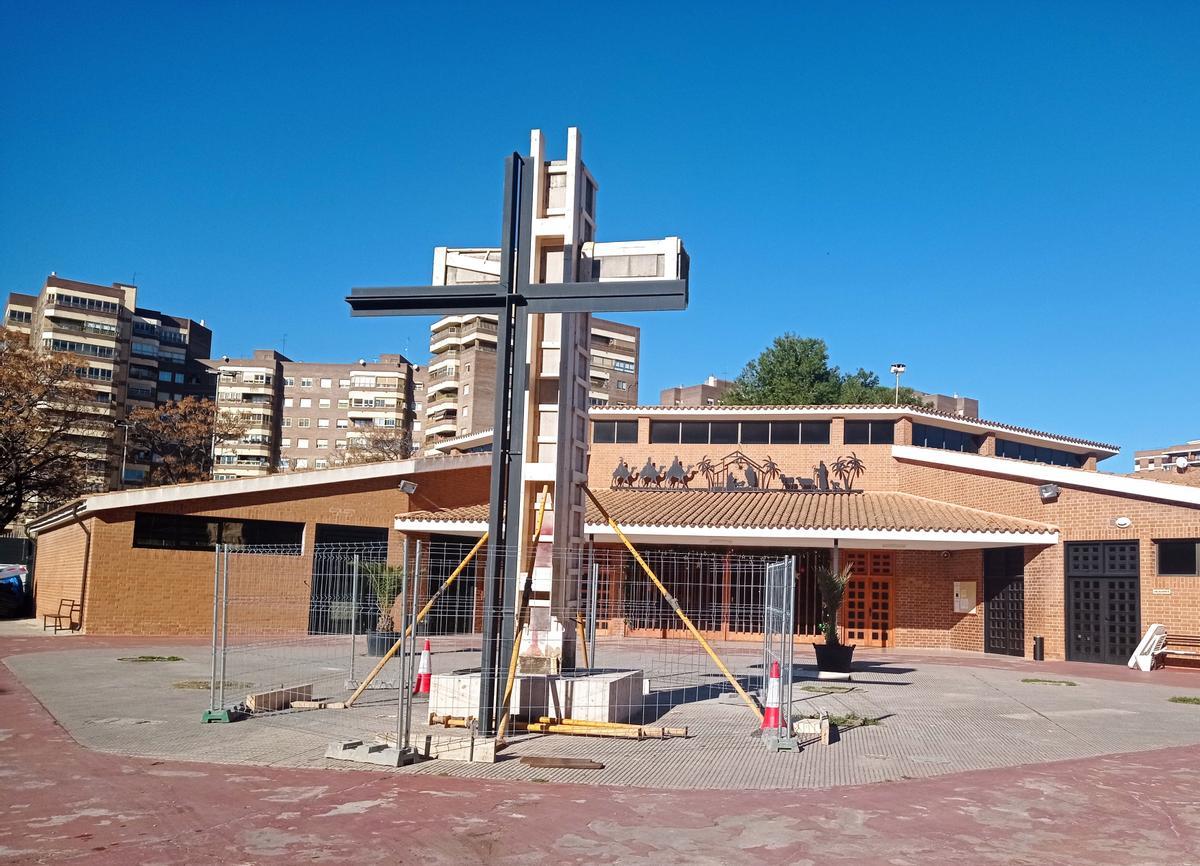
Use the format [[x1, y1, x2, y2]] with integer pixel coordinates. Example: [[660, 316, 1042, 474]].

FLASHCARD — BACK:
[[1168, 696, 1200, 705], [799, 711, 880, 728], [815, 563, 855, 646], [1021, 678, 1076, 687], [363, 563, 406, 632], [173, 680, 252, 690], [118, 655, 184, 663]]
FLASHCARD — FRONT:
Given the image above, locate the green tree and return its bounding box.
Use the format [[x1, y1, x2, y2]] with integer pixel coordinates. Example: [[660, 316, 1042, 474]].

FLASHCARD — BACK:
[[722, 334, 923, 406]]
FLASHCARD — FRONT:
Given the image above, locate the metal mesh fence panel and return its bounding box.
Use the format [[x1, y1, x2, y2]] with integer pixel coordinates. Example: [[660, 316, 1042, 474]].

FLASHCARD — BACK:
[[762, 555, 797, 747], [206, 538, 821, 762]]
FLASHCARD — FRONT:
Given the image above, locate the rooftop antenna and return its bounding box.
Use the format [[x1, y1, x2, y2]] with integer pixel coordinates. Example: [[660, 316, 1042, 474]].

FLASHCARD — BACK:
[[281, 333, 288, 353]]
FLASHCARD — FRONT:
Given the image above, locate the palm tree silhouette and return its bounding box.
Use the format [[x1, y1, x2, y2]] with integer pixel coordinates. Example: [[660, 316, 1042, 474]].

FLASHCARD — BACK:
[[761, 456, 781, 489], [833, 452, 867, 491], [697, 456, 716, 488]]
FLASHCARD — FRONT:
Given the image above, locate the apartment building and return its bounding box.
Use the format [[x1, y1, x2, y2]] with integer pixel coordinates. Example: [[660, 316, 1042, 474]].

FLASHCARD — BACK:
[[1133, 439, 1200, 475], [914, 390, 979, 418], [588, 318, 639, 406], [424, 307, 640, 444], [661, 375, 734, 406], [3, 274, 213, 491], [211, 351, 418, 478]]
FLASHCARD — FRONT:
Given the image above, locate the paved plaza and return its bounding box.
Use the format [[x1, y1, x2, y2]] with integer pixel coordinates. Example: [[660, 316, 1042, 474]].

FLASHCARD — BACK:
[[6, 627, 1200, 791], [3, 623, 1200, 863]]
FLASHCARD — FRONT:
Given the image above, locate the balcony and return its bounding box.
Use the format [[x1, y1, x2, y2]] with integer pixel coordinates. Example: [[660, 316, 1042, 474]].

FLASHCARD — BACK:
[[43, 296, 121, 318], [44, 317, 121, 341], [425, 419, 458, 437], [432, 321, 498, 353], [425, 395, 458, 414], [427, 378, 459, 398]]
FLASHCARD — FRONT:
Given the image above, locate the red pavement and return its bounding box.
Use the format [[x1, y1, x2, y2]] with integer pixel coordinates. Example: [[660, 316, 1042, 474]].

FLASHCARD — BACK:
[[2, 635, 1199, 865]]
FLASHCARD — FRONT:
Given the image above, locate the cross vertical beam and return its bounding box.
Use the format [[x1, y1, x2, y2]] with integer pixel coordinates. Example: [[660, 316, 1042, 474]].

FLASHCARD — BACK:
[[477, 154, 533, 736]]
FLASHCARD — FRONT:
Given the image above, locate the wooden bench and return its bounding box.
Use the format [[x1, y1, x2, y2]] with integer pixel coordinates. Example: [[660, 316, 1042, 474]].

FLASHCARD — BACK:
[[1153, 633, 1200, 669], [42, 599, 80, 633]]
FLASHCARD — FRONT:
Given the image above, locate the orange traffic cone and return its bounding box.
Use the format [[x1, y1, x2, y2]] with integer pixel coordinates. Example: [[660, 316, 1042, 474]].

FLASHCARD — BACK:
[[760, 660, 782, 731], [413, 638, 432, 695]]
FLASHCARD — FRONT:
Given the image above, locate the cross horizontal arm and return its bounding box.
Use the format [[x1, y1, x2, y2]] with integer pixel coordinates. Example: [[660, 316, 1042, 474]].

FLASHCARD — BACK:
[[521, 278, 688, 314], [346, 284, 509, 317]]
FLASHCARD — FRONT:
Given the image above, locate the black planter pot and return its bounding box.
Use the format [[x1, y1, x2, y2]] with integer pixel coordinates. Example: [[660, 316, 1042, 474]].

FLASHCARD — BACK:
[[813, 642, 855, 680], [366, 630, 402, 657]]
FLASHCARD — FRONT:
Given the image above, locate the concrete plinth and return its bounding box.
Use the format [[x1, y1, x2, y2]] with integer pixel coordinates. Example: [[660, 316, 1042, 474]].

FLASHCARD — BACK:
[[429, 668, 644, 724]]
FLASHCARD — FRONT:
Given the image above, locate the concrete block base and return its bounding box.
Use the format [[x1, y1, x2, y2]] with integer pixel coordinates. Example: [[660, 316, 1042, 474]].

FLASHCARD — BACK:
[[420, 733, 496, 763], [792, 715, 832, 745], [325, 740, 422, 767], [430, 668, 644, 724]]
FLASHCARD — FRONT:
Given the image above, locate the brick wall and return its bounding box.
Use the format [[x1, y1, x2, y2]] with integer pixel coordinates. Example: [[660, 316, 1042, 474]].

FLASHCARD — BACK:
[[32, 519, 90, 623], [898, 458, 1200, 658], [891, 549, 985, 651], [34, 465, 490, 636]]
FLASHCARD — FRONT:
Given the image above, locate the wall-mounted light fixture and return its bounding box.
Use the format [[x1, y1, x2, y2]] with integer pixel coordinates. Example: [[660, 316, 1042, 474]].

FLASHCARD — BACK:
[[1038, 483, 1060, 503]]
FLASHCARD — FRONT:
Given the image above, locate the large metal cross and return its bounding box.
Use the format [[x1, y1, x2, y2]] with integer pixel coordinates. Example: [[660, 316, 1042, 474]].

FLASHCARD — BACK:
[[347, 151, 687, 735]]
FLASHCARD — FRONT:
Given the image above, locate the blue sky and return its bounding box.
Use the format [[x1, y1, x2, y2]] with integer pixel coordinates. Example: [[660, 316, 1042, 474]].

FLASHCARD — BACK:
[[2, 2, 1197, 470]]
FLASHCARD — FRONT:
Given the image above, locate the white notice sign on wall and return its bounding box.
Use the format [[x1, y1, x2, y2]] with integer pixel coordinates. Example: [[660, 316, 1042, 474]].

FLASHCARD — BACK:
[[954, 581, 977, 614]]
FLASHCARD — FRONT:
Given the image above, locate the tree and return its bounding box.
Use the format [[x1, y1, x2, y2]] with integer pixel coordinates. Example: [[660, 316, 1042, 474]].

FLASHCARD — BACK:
[[0, 328, 107, 527], [126, 396, 246, 486], [328, 426, 415, 467], [816, 562, 855, 646], [722, 334, 923, 406]]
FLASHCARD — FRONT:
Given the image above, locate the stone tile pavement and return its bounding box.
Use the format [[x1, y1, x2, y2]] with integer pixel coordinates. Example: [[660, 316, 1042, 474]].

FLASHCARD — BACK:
[[3, 628, 1200, 864], [6, 632, 1200, 791]]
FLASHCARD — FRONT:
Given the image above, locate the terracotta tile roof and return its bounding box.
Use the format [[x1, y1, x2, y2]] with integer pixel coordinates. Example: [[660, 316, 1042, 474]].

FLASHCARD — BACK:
[[396, 489, 1057, 536], [588, 404, 1119, 453]]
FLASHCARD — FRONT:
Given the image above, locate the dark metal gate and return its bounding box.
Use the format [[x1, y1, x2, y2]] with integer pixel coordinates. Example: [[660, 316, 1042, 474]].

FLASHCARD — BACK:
[[1066, 542, 1141, 664], [308, 525, 388, 634], [424, 535, 479, 635], [983, 547, 1025, 656]]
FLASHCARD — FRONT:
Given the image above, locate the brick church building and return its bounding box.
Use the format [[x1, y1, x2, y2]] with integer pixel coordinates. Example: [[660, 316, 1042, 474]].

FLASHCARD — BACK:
[[398, 404, 1200, 665], [28, 404, 1200, 666]]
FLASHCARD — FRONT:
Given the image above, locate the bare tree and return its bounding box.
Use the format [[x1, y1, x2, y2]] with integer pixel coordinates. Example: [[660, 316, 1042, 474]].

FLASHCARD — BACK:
[[126, 396, 247, 486], [0, 328, 109, 527], [329, 427, 414, 467]]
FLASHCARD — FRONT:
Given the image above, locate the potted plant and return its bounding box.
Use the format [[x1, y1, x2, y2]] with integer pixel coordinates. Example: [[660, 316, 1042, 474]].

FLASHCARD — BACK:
[[364, 563, 406, 656], [813, 562, 856, 680]]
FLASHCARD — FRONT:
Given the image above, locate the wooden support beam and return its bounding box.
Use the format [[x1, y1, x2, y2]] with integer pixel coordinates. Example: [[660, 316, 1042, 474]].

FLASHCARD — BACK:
[[521, 756, 604, 770]]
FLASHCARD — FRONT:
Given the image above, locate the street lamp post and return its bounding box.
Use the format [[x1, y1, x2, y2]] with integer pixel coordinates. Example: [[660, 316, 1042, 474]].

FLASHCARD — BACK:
[[115, 420, 136, 490], [890, 363, 907, 405], [204, 364, 224, 480]]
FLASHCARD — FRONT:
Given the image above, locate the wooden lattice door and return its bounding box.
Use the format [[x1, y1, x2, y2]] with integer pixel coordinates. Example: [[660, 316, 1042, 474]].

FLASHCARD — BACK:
[[841, 551, 893, 647]]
